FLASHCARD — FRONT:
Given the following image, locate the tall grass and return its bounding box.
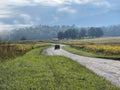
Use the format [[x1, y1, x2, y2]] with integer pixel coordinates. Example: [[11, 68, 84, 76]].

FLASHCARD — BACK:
[[84, 45, 120, 55], [0, 42, 48, 60], [71, 45, 120, 55]]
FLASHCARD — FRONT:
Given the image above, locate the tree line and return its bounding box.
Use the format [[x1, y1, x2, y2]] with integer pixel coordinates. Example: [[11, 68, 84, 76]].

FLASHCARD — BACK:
[[1, 24, 120, 41], [58, 27, 104, 39]]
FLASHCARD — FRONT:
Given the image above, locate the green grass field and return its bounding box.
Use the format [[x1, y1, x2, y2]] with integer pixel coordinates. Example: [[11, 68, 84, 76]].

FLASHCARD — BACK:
[[0, 47, 119, 90]]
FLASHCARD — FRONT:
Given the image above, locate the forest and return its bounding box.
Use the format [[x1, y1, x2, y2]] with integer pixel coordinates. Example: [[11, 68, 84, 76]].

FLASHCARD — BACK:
[[57, 27, 103, 39], [0, 24, 120, 41]]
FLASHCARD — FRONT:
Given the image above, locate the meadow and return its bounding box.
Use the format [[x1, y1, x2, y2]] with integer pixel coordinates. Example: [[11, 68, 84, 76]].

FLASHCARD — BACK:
[[61, 37, 120, 60], [0, 47, 119, 90]]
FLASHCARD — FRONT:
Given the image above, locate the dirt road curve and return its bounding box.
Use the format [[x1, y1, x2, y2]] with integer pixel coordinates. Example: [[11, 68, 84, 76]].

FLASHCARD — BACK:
[[42, 46, 120, 87]]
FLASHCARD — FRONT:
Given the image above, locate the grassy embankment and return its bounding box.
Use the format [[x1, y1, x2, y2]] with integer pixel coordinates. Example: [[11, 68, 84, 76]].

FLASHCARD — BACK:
[[62, 37, 120, 60], [0, 46, 119, 89]]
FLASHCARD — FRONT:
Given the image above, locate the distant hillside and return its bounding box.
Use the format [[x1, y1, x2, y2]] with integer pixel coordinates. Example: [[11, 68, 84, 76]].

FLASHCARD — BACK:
[[0, 25, 120, 41]]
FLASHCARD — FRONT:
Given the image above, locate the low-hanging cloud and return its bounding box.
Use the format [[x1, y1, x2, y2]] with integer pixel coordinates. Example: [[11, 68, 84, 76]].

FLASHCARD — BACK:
[[0, 22, 33, 40], [0, 23, 32, 31]]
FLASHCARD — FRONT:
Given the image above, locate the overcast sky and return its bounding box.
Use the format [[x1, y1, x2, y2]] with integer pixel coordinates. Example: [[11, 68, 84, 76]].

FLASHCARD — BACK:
[[0, 0, 120, 31]]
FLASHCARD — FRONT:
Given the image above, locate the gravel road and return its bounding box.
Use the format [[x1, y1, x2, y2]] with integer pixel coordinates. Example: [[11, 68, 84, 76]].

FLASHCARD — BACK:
[[42, 46, 120, 87]]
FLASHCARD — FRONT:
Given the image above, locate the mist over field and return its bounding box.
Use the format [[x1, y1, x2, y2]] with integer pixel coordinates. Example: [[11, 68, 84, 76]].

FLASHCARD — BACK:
[[0, 24, 120, 41]]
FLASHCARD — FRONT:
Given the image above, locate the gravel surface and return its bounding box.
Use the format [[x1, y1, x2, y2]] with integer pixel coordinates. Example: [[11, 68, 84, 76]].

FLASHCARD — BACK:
[[42, 46, 120, 87]]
